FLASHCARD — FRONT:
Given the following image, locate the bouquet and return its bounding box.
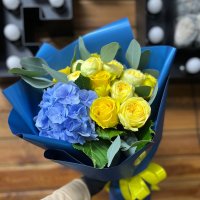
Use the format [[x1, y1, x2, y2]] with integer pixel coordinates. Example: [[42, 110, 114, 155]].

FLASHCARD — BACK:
[[3, 19, 176, 199]]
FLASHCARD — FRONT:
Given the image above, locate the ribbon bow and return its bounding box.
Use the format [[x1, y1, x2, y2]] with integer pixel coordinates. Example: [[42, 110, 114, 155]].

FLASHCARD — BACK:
[[119, 162, 167, 200]]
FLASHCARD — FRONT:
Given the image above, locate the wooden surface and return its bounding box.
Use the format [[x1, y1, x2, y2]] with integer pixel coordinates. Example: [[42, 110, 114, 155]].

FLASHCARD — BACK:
[[1, 0, 200, 199]]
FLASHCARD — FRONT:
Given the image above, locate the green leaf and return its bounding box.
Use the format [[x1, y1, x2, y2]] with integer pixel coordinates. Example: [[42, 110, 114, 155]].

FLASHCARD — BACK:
[[143, 69, 159, 78], [70, 46, 78, 66], [138, 50, 151, 70], [78, 37, 90, 60], [148, 84, 158, 105], [73, 140, 110, 169], [121, 140, 151, 151], [20, 57, 47, 75], [74, 74, 91, 90], [121, 135, 138, 156], [126, 39, 141, 69], [107, 136, 121, 167], [136, 120, 155, 151], [100, 42, 120, 63], [21, 76, 54, 89], [135, 86, 151, 97], [42, 64, 68, 83], [96, 127, 125, 141], [121, 140, 133, 151], [9, 68, 43, 77], [137, 121, 155, 140]]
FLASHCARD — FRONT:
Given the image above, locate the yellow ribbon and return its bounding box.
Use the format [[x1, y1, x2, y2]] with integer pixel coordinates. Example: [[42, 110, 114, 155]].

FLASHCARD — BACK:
[[119, 162, 167, 200]]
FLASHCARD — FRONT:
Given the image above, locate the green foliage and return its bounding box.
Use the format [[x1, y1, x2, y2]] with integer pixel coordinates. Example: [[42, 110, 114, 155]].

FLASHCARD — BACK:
[[21, 76, 54, 89], [136, 120, 155, 151], [100, 42, 120, 63], [10, 57, 69, 87], [126, 39, 141, 69], [9, 68, 43, 77], [20, 57, 48, 75], [143, 69, 159, 78], [135, 86, 152, 98], [42, 64, 68, 83], [138, 50, 151, 70], [121, 140, 151, 151], [78, 37, 90, 60], [74, 74, 91, 90], [121, 121, 154, 153], [70, 46, 78, 66], [96, 127, 125, 141], [73, 140, 110, 169], [148, 84, 158, 105], [107, 136, 121, 167]]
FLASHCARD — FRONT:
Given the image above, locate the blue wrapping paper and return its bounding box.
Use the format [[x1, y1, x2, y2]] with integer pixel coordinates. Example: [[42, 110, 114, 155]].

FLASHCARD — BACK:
[[3, 18, 176, 183]]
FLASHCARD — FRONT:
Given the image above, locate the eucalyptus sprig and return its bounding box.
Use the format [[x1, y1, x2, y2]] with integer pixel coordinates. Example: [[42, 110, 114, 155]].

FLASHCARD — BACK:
[[9, 57, 68, 89]]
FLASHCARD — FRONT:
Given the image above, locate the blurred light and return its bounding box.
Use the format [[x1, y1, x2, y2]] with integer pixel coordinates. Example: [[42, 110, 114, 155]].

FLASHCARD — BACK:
[[4, 24, 21, 41], [6, 56, 21, 69], [179, 65, 185, 71], [2, 0, 20, 10], [148, 26, 164, 44], [48, 0, 65, 8], [186, 57, 200, 74], [147, 0, 163, 14]]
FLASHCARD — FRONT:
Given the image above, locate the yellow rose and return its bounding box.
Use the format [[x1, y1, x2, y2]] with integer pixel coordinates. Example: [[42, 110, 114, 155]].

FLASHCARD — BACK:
[[81, 57, 103, 77], [68, 71, 81, 81], [91, 53, 100, 58], [121, 69, 145, 86], [90, 97, 119, 129], [72, 60, 84, 72], [118, 97, 151, 131], [111, 80, 134, 104], [90, 71, 111, 97], [143, 74, 157, 98], [103, 60, 124, 80], [53, 66, 71, 83]]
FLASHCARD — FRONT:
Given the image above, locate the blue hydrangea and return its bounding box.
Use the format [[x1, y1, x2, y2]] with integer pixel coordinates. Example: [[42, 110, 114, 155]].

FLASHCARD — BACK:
[[34, 82, 98, 144]]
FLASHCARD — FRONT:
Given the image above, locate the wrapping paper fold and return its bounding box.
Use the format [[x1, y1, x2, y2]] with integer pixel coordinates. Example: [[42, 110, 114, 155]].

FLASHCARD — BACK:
[[3, 18, 176, 183]]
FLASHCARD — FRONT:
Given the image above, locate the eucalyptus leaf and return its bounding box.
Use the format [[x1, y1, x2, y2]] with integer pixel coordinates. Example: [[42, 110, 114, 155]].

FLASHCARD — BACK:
[[121, 139, 137, 156], [107, 136, 121, 167], [121, 140, 151, 151], [135, 86, 151, 97], [148, 84, 158, 105], [121, 140, 132, 151], [21, 76, 54, 89], [143, 69, 159, 78], [96, 127, 125, 141], [9, 68, 44, 77], [138, 50, 151, 70], [78, 37, 90, 60], [100, 42, 120, 63], [74, 74, 91, 90], [20, 57, 47, 75], [126, 39, 141, 69], [70, 46, 78, 66], [42, 64, 68, 83], [73, 140, 110, 169]]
